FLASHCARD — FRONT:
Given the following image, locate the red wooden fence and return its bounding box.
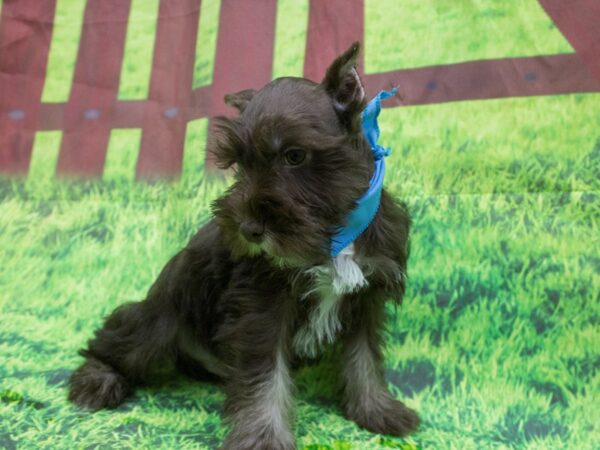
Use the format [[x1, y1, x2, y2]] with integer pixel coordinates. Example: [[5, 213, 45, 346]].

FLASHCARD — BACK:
[[1, 0, 600, 179]]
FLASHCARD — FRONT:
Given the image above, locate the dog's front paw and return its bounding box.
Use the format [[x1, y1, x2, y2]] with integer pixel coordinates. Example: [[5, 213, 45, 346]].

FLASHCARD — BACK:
[[220, 429, 296, 450], [346, 392, 420, 437], [68, 357, 131, 410]]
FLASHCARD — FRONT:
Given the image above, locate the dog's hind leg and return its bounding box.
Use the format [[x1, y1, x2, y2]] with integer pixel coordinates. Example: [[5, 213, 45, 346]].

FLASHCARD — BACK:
[[68, 298, 179, 410], [69, 222, 227, 410]]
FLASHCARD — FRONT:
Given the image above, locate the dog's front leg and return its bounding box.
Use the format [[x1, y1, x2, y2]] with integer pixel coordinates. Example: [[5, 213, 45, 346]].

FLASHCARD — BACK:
[[341, 292, 420, 437], [218, 296, 296, 450], [221, 353, 294, 450]]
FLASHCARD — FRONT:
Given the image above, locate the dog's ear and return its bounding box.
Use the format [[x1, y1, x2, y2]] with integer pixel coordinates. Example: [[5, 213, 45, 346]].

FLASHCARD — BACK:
[[322, 42, 365, 127], [224, 89, 256, 113], [209, 117, 246, 169]]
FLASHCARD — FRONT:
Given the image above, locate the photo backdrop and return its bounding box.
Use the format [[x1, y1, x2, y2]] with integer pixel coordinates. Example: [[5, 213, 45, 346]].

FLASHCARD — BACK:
[[1, 0, 599, 449]]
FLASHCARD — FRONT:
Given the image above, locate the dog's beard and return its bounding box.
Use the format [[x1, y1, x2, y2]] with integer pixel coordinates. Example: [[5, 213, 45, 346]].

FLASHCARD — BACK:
[[213, 214, 329, 267], [241, 237, 303, 268], [229, 228, 329, 267], [263, 232, 329, 268]]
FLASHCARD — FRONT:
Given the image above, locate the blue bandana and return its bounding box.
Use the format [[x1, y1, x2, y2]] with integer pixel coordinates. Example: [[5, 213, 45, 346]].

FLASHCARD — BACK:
[[330, 88, 397, 257]]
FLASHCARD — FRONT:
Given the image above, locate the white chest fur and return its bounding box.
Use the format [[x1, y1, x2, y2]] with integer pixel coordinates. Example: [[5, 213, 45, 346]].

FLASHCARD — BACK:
[[293, 244, 368, 357]]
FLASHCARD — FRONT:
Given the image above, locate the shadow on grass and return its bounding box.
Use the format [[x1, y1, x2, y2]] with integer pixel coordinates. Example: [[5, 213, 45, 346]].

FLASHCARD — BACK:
[[385, 358, 464, 396], [500, 405, 570, 443]]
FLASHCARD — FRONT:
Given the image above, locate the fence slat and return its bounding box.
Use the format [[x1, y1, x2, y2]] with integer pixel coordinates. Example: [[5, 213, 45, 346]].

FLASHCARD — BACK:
[[56, 0, 131, 177], [365, 54, 600, 108], [539, 0, 600, 83], [210, 0, 276, 117], [204, 0, 276, 167], [303, 0, 364, 83], [0, 0, 56, 175], [136, 0, 201, 180]]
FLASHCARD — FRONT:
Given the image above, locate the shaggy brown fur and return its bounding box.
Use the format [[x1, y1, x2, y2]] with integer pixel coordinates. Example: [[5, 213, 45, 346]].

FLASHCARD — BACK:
[[69, 42, 419, 449]]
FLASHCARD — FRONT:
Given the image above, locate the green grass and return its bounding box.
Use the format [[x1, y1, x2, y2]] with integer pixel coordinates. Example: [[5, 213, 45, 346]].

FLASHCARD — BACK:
[[272, 0, 309, 79], [193, 0, 221, 88], [381, 94, 600, 196], [40, 0, 86, 103], [364, 0, 572, 73], [103, 129, 143, 182], [27, 132, 62, 185], [118, 0, 160, 100], [2, 0, 600, 448]]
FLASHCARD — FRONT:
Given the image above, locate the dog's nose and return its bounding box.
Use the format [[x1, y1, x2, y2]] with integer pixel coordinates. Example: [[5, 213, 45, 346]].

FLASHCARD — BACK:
[[239, 220, 265, 243]]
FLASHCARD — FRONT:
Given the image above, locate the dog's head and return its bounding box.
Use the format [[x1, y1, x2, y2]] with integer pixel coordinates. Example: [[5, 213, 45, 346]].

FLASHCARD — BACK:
[[211, 43, 373, 265]]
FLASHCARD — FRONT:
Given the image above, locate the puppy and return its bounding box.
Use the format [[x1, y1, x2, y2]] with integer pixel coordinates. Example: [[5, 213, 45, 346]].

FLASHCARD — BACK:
[[69, 42, 419, 449]]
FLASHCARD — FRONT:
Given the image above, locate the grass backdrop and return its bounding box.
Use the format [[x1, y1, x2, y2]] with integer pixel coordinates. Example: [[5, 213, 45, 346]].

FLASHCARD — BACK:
[[1, 0, 600, 449]]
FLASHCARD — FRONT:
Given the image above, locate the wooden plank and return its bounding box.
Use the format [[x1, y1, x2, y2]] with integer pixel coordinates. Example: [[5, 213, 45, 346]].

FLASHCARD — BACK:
[[209, 0, 276, 117], [37, 87, 212, 131], [539, 0, 600, 83], [364, 54, 600, 108], [205, 0, 276, 167], [36, 53, 600, 133], [0, 0, 56, 175], [136, 0, 201, 179], [303, 0, 364, 83], [56, 0, 131, 177]]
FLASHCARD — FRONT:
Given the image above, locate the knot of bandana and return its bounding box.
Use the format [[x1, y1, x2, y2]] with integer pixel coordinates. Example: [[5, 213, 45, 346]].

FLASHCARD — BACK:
[[361, 86, 396, 160], [329, 87, 398, 257]]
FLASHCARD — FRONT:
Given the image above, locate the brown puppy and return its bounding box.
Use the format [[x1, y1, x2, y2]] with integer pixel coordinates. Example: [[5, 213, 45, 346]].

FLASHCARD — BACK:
[[69, 42, 419, 449]]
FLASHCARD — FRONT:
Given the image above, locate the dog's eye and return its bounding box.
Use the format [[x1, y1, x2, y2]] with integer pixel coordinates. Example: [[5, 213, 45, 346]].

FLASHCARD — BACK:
[[284, 148, 306, 166]]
